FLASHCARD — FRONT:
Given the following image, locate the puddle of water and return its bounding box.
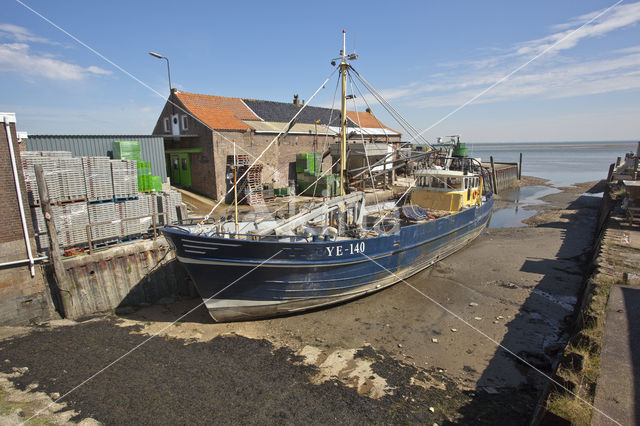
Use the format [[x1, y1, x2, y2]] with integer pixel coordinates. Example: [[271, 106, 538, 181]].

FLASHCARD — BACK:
[[489, 207, 536, 228], [490, 186, 560, 229], [499, 186, 560, 205]]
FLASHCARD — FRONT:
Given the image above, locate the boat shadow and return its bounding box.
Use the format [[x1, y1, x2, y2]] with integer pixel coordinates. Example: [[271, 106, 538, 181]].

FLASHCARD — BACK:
[[451, 193, 601, 424]]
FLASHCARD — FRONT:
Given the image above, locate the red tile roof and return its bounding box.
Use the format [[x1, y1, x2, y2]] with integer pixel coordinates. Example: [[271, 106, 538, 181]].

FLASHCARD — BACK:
[[346, 110, 396, 132], [175, 91, 260, 131]]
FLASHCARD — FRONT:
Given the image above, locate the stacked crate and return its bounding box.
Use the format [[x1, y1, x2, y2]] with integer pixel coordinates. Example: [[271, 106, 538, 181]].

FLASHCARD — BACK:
[[41, 151, 72, 158], [226, 155, 264, 205], [157, 191, 182, 225], [111, 159, 138, 199], [296, 152, 322, 195], [124, 196, 152, 236], [83, 156, 113, 202], [114, 201, 128, 238], [88, 202, 118, 241], [21, 152, 60, 205], [53, 203, 89, 247], [30, 207, 49, 252], [137, 161, 151, 192], [30, 202, 89, 251], [112, 140, 141, 162], [56, 157, 86, 202]]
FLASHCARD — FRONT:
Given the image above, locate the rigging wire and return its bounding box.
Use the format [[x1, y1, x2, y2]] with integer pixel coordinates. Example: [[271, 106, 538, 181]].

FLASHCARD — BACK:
[[348, 66, 432, 147], [347, 70, 381, 215]]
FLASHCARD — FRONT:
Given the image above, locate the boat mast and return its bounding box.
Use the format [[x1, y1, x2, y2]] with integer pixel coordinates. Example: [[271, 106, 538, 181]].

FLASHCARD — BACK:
[[340, 30, 348, 197]]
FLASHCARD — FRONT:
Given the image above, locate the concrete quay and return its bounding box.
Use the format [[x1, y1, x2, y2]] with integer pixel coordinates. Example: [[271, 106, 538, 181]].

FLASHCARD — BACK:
[[591, 213, 640, 425]]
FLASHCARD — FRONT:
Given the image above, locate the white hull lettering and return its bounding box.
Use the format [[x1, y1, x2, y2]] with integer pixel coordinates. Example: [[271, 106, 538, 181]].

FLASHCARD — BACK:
[[326, 242, 366, 257]]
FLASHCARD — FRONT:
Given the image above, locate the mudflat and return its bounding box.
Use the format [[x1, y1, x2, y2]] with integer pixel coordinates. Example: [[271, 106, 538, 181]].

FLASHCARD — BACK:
[[0, 180, 602, 425]]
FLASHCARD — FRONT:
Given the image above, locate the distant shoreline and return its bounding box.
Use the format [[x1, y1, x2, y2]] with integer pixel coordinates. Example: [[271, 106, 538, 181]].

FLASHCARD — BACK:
[[467, 140, 637, 151], [467, 140, 636, 146]]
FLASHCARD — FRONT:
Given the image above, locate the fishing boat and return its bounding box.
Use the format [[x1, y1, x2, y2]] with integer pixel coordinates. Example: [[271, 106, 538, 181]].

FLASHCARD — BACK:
[[161, 35, 494, 322]]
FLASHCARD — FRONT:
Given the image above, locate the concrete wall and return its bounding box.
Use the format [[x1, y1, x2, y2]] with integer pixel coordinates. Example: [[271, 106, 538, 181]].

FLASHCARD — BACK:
[[61, 238, 192, 319], [483, 162, 519, 193]]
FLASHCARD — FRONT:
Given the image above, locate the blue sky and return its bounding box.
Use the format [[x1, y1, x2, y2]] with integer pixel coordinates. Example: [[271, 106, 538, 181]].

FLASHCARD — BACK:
[[1, 0, 639, 142]]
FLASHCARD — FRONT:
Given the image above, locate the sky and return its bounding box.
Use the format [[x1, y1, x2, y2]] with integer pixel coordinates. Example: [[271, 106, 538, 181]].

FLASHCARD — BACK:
[[1, 0, 639, 142]]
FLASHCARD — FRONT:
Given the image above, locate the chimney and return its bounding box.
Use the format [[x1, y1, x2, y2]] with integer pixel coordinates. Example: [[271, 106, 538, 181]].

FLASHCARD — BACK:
[[293, 94, 300, 106]]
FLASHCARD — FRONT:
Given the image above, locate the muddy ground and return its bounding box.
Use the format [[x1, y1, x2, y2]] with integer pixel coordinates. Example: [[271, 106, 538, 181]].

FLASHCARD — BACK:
[[0, 179, 603, 425]]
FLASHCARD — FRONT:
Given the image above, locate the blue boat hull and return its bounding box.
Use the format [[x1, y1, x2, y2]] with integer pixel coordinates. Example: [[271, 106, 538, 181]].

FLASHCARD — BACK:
[[162, 196, 493, 321]]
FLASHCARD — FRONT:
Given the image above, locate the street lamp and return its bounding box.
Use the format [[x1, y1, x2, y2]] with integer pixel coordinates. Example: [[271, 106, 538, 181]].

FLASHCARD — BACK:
[[149, 51, 172, 94]]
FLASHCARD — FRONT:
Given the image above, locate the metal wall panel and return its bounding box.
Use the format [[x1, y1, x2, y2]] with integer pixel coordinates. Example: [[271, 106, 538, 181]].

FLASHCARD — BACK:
[[26, 135, 167, 182]]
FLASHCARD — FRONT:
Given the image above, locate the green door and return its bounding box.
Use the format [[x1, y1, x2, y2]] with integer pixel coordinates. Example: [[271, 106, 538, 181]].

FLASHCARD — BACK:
[[170, 154, 181, 185], [179, 153, 191, 187]]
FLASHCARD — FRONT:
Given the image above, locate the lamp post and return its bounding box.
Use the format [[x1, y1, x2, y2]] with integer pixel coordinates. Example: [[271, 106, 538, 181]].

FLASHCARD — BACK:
[[149, 51, 172, 94]]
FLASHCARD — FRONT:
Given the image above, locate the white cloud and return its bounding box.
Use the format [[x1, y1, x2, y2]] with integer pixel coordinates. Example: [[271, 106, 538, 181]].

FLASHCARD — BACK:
[[0, 23, 54, 44], [86, 65, 112, 75], [516, 2, 640, 56], [401, 50, 640, 108], [0, 42, 112, 81], [0, 23, 111, 81]]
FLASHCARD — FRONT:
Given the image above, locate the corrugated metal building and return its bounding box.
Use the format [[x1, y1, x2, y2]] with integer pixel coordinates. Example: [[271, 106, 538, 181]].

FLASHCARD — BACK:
[[25, 135, 167, 182]]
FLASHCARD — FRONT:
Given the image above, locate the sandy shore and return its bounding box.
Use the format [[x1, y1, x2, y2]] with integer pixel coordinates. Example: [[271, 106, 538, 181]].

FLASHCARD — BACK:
[[0, 179, 603, 424]]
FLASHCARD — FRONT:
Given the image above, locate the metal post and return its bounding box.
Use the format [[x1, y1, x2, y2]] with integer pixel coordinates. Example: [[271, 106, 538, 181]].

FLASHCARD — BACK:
[[35, 164, 72, 317], [634, 142, 639, 180], [490, 156, 498, 195], [518, 152, 523, 180], [607, 163, 615, 182]]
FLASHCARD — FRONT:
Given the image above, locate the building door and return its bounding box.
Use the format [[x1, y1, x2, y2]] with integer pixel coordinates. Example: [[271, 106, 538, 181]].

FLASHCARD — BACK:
[[178, 153, 191, 187], [170, 154, 181, 185]]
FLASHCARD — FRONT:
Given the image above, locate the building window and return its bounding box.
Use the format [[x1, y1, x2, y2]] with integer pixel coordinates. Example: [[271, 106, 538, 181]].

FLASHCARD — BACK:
[[163, 117, 170, 133], [181, 115, 188, 131]]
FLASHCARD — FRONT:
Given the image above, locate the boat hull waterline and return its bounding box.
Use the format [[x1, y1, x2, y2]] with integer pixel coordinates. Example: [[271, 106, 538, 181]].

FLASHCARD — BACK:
[[161, 195, 493, 321]]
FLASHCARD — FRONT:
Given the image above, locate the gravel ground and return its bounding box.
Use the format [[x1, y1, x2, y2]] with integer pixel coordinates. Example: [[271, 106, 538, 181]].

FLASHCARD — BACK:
[[0, 318, 534, 425]]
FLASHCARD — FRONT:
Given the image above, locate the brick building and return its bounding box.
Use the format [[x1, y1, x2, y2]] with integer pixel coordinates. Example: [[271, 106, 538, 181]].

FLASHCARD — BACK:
[[152, 90, 400, 200], [0, 113, 55, 324]]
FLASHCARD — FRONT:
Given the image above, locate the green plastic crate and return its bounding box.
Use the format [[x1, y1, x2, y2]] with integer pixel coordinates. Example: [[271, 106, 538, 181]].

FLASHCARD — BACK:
[[113, 140, 141, 161], [150, 175, 162, 192], [137, 161, 152, 191], [275, 187, 290, 197]]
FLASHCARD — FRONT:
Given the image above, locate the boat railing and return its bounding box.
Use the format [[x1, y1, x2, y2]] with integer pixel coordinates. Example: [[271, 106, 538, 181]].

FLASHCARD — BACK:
[[164, 219, 327, 242]]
